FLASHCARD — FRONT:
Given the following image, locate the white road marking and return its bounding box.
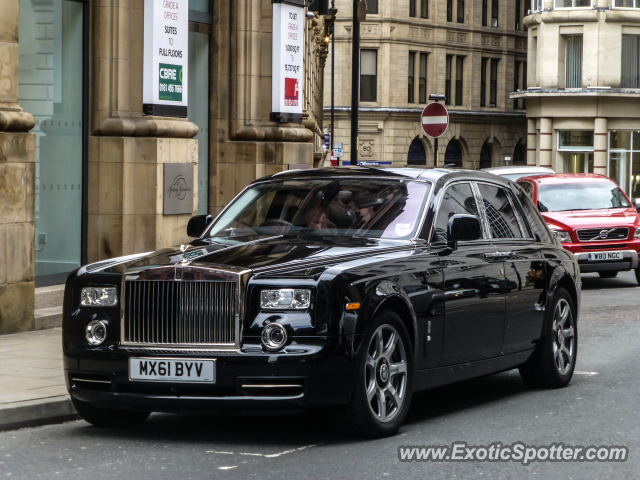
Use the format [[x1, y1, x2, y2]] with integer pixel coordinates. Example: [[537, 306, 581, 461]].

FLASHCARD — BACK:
[[208, 444, 319, 459], [218, 466, 237, 470], [207, 451, 233, 454], [574, 371, 599, 376]]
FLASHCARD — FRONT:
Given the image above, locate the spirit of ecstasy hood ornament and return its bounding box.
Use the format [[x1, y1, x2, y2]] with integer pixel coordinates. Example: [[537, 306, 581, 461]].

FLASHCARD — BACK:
[[179, 244, 190, 265]]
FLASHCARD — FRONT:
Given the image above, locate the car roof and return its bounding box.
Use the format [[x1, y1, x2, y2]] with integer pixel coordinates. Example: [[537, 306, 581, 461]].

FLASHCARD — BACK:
[[518, 173, 612, 184], [252, 166, 517, 187], [482, 166, 555, 174]]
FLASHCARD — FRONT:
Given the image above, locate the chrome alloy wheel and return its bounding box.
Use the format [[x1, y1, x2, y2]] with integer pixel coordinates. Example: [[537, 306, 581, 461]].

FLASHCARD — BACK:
[[552, 298, 575, 376], [364, 324, 408, 423]]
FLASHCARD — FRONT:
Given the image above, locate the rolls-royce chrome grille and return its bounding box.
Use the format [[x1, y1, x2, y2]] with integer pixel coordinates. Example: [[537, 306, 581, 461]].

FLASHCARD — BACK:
[[123, 281, 238, 347]]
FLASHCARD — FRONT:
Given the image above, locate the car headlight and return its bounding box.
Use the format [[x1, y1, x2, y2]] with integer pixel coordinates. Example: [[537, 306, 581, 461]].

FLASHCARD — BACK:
[[260, 289, 311, 310], [550, 229, 572, 243], [80, 287, 118, 307], [634, 228, 640, 240]]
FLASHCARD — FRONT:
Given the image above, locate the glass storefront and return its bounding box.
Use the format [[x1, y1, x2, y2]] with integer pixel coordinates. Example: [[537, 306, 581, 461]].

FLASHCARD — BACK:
[[609, 130, 640, 200], [19, 0, 85, 278], [557, 130, 594, 174], [188, 30, 210, 215]]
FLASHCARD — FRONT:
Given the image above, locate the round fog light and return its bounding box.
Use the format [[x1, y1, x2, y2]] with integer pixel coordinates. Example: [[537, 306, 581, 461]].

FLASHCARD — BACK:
[[86, 320, 107, 346], [261, 323, 287, 351]]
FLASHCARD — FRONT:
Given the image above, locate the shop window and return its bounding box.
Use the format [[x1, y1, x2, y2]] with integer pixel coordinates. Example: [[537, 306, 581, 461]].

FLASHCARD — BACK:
[[622, 36, 640, 88], [419, 53, 428, 104], [565, 35, 583, 88], [361, 50, 378, 102], [558, 131, 594, 175], [609, 130, 640, 199], [408, 52, 415, 103]]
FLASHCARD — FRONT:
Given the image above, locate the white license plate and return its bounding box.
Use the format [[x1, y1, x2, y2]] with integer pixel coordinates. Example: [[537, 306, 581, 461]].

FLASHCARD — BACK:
[[129, 358, 216, 383], [587, 251, 624, 262]]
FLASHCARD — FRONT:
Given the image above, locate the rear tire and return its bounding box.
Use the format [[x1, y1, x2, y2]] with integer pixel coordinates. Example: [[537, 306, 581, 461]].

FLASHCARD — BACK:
[[72, 398, 150, 427], [598, 271, 618, 279], [519, 287, 577, 389], [333, 310, 413, 438]]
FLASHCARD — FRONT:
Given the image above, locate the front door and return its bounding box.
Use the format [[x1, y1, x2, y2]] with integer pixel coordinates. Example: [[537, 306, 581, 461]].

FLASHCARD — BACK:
[[432, 182, 506, 365]]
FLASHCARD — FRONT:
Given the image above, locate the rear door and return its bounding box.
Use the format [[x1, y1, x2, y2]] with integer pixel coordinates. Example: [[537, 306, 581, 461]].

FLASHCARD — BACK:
[[432, 182, 506, 366], [475, 182, 547, 355]]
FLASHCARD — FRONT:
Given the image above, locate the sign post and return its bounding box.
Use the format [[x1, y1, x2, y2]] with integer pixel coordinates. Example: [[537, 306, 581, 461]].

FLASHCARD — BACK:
[[143, 0, 189, 117], [271, 0, 305, 124], [421, 96, 449, 166]]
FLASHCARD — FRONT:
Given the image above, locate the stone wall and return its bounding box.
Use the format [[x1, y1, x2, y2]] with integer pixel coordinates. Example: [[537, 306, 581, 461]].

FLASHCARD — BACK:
[[0, 0, 36, 334]]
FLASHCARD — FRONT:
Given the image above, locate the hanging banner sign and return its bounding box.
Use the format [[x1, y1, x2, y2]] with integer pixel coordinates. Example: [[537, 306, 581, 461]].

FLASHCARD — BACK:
[[143, 0, 189, 117], [271, 0, 305, 124]]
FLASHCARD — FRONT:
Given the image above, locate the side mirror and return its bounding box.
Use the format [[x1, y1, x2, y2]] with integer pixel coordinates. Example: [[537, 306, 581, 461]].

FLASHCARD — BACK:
[[537, 201, 548, 213], [447, 214, 482, 250], [187, 215, 214, 238]]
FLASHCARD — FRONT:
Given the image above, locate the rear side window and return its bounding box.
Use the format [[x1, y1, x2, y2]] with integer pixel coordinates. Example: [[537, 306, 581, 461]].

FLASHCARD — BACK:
[[515, 189, 553, 243], [476, 184, 524, 239], [518, 181, 534, 200], [433, 183, 482, 243]]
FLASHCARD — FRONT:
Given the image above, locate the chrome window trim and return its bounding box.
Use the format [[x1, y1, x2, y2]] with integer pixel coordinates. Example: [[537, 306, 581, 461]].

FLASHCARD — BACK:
[[119, 266, 250, 351], [200, 176, 435, 244]]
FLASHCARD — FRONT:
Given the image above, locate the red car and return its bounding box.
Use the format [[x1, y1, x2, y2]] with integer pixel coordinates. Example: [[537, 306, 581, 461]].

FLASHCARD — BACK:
[[517, 173, 640, 283]]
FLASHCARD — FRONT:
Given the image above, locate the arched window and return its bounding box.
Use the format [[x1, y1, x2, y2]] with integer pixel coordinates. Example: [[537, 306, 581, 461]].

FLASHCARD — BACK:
[[407, 137, 427, 165], [514, 138, 527, 165], [444, 139, 463, 168], [480, 142, 492, 169]]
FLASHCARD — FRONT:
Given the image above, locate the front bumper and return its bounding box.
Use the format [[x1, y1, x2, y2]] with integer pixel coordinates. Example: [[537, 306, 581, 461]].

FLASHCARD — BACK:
[[64, 337, 358, 412], [569, 249, 639, 273]]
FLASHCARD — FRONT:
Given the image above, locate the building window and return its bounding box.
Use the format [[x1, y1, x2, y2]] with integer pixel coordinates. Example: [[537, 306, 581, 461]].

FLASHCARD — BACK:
[[457, 0, 465, 22], [514, 61, 521, 109], [361, 49, 377, 102], [367, 0, 379, 14], [481, 59, 488, 106], [447, 0, 453, 21], [456, 56, 464, 105], [482, 0, 488, 26], [516, 0, 521, 29], [189, 0, 213, 23], [489, 58, 498, 107], [408, 52, 415, 103], [565, 35, 583, 88], [421, 0, 429, 18], [410, 0, 416, 17], [622, 36, 640, 88], [419, 53, 428, 103], [614, 0, 639, 6], [445, 55, 453, 104], [558, 130, 594, 175], [524, 0, 530, 30], [609, 130, 640, 198], [533, 0, 543, 11], [491, 0, 498, 26], [555, 0, 592, 7]]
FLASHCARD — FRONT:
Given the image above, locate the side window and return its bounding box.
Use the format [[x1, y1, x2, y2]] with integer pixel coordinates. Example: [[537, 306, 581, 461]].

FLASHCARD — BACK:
[[476, 184, 524, 239], [433, 183, 482, 243], [518, 181, 534, 200], [516, 189, 553, 243]]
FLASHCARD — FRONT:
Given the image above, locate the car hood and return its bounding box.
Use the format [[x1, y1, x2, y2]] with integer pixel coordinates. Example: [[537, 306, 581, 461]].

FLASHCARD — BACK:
[[541, 208, 640, 230], [78, 235, 416, 277]]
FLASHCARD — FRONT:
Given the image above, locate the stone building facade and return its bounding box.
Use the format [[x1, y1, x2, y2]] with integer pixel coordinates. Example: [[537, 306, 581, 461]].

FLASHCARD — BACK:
[[326, 0, 528, 168], [0, 0, 332, 334], [513, 0, 640, 202]]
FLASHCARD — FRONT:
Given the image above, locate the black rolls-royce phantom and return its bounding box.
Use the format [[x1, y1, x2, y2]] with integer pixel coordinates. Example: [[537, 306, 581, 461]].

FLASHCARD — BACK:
[[63, 167, 580, 438]]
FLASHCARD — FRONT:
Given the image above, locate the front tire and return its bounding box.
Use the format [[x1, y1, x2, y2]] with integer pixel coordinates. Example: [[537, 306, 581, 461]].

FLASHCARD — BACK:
[[333, 310, 413, 438], [519, 287, 577, 389], [598, 271, 618, 278], [72, 398, 150, 427]]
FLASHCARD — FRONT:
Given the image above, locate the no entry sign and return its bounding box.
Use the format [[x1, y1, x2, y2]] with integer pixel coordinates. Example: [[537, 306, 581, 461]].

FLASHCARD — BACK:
[[421, 103, 449, 138]]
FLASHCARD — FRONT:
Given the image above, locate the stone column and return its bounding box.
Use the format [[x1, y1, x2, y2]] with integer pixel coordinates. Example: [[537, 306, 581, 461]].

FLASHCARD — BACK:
[[87, 0, 199, 263], [527, 118, 537, 166], [0, 0, 37, 334], [539, 117, 553, 169], [594, 117, 608, 175]]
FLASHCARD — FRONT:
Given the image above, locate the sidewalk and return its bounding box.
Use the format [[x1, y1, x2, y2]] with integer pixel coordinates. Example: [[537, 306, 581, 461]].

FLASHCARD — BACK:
[[0, 329, 78, 431]]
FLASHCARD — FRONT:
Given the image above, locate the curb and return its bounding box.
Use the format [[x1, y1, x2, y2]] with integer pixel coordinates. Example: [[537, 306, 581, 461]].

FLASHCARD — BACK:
[[0, 396, 79, 432]]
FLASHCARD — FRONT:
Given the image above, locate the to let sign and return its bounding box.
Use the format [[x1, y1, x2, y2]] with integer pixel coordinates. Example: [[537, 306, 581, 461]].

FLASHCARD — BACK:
[[271, 0, 305, 124], [143, 0, 188, 117], [421, 103, 449, 138]]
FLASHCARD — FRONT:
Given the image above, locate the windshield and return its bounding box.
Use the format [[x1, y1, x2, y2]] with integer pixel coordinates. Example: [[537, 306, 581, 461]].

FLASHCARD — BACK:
[[206, 178, 431, 240], [537, 180, 631, 212]]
